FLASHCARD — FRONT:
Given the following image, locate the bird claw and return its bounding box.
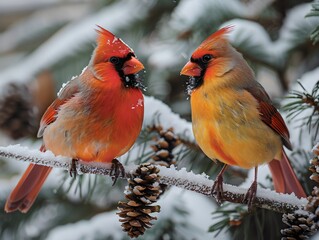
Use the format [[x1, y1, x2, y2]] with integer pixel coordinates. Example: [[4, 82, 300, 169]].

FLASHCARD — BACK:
[[211, 175, 224, 204], [69, 159, 78, 178], [110, 159, 125, 186], [243, 181, 257, 211]]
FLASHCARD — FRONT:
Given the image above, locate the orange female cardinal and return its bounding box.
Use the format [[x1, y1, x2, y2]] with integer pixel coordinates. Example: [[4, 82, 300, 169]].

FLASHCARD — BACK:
[[5, 27, 145, 213], [180, 26, 306, 208]]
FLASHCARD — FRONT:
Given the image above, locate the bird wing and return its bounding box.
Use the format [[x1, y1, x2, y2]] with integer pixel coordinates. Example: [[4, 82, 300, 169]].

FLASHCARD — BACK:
[[37, 77, 80, 138], [245, 83, 292, 150]]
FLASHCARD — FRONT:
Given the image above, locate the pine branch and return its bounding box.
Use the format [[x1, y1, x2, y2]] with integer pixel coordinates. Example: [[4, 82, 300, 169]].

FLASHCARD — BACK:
[[0, 0, 155, 87], [284, 81, 319, 136], [306, 2, 319, 45], [0, 145, 307, 214]]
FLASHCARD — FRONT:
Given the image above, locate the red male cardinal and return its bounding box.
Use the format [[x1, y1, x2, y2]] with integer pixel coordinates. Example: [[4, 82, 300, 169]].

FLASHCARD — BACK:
[[180, 26, 306, 208], [5, 26, 145, 213]]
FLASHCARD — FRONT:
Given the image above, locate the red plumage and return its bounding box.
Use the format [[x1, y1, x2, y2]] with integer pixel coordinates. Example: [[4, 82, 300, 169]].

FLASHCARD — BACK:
[[5, 27, 145, 213]]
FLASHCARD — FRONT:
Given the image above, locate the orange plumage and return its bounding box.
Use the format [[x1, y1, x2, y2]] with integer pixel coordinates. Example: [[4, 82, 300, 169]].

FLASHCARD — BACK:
[[5, 26, 144, 213], [180, 26, 306, 206]]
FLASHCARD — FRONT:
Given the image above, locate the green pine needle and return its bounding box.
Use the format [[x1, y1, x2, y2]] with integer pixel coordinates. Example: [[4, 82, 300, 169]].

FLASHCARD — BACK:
[[283, 81, 319, 136], [209, 203, 247, 237], [306, 2, 319, 44]]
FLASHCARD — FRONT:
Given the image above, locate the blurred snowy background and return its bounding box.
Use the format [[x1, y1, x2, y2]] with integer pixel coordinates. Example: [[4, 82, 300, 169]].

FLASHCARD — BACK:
[[0, 0, 319, 239]]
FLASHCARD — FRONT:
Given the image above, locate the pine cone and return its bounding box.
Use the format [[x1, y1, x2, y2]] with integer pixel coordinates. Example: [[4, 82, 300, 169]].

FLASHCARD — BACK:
[[309, 156, 319, 183], [118, 126, 181, 238], [117, 163, 161, 238], [281, 145, 319, 239], [149, 126, 181, 195], [313, 144, 319, 157], [149, 126, 181, 167], [0, 83, 37, 139], [306, 187, 319, 213], [310, 144, 319, 183], [281, 211, 316, 239], [281, 187, 319, 239]]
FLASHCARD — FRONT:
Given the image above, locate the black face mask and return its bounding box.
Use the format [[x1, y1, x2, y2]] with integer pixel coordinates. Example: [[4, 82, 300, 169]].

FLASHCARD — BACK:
[[186, 54, 213, 94], [111, 53, 145, 91]]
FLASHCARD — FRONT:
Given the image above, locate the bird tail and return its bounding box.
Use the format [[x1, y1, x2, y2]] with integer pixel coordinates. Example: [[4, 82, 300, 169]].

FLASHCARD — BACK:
[[5, 145, 52, 213], [268, 149, 306, 198]]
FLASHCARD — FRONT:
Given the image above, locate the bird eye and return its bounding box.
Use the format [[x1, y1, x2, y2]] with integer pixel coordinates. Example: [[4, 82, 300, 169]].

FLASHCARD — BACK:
[[110, 56, 120, 64], [202, 54, 213, 63]]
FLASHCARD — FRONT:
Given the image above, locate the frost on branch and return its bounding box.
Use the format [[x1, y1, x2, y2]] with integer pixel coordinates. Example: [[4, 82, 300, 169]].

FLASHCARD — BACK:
[[0, 144, 306, 215], [143, 96, 194, 144]]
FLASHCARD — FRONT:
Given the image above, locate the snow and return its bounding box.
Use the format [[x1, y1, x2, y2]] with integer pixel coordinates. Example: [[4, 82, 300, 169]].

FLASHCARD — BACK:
[[148, 47, 183, 69], [0, 0, 155, 89], [220, 19, 285, 69], [0, 144, 70, 169], [57, 80, 72, 97], [0, 140, 40, 176], [2, 144, 50, 159], [0, 0, 62, 13], [157, 165, 307, 208], [169, 0, 274, 33], [131, 98, 144, 110], [274, 3, 319, 53], [240, 165, 272, 189], [218, 3, 318, 71], [158, 165, 211, 186], [156, 187, 228, 239], [0, 4, 90, 54], [0, 144, 306, 208], [1, 0, 317, 238], [0, 143, 64, 204], [45, 187, 223, 240], [46, 210, 124, 240], [147, 0, 275, 72], [313, 142, 319, 154], [56, 71, 81, 97], [222, 20, 271, 49], [143, 96, 194, 143], [283, 67, 319, 151]]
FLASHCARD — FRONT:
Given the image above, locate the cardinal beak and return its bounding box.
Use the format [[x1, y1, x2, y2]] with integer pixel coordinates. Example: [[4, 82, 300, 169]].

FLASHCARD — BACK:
[[180, 61, 202, 77], [123, 57, 144, 75]]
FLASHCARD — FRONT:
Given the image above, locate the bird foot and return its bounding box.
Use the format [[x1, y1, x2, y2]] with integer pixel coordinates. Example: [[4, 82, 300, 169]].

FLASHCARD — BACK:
[[110, 159, 125, 186], [243, 181, 257, 211], [69, 159, 78, 178], [211, 175, 224, 204]]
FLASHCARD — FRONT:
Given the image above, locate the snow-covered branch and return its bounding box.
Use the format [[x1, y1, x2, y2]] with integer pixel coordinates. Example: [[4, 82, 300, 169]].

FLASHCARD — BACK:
[[0, 145, 307, 214], [143, 96, 195, 144], [0, 0, 155, 87]]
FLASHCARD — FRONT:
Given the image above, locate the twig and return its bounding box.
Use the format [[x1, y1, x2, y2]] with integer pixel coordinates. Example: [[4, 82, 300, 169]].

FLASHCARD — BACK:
[[0, 145, 307, 214]]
